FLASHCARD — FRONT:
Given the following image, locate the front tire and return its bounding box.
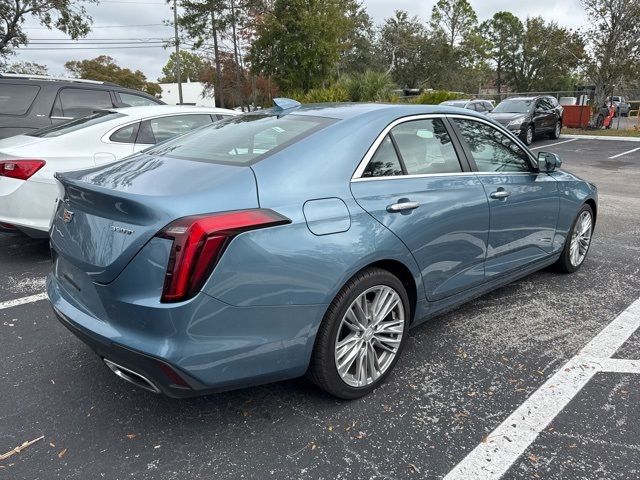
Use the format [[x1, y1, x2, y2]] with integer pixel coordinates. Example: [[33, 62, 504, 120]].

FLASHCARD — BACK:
[[308, 267, 410, 399], [555, 204, 594, 273], [522, 124, 534, 145]]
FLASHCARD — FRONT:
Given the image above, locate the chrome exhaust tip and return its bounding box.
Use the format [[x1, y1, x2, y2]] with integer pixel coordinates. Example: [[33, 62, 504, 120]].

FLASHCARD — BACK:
[[103, 358, 161, 394]]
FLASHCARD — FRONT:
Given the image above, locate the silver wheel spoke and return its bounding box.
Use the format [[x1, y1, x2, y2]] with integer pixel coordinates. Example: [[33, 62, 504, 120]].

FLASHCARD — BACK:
[[569, 211, 592, 267], [334, 285, 405, 388]]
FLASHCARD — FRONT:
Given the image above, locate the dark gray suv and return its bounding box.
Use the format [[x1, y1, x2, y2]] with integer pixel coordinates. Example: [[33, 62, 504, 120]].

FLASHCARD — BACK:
[[488, 95, 564, 145], [0, 73, 164, 139]]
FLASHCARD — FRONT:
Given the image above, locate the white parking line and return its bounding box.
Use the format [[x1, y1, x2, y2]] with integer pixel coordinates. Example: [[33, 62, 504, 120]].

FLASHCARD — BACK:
[[0, 293, 48, 310], [444, 297, 640, 480], [609, 146, 640, 159], [530, 138, 578, 150]]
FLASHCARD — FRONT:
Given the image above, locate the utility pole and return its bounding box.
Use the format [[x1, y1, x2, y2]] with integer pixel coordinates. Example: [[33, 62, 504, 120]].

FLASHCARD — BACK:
[[173, 0, 183, 104]]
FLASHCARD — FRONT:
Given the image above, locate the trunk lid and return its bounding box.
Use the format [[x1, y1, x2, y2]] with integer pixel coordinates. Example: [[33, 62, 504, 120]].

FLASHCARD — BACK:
[[50, 153, 259, 284]]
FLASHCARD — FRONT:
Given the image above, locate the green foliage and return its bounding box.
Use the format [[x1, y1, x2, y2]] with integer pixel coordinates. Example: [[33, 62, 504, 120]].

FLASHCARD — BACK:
[[248, 0, 354, 92], [480, 12, 523, 94], [159, 51, 209, 83], [8, 61, 48, 75], [430, 0, 478, 47], [338, 71, 395, 102], [0, 0, 96, 59], [65, 56, 161, 96], [287, 85, 350, 103], [410, 90, 466, 105]]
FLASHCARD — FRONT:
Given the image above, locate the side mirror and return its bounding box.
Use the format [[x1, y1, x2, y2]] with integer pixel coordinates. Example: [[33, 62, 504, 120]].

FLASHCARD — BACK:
[[537, 151, 562, 172]]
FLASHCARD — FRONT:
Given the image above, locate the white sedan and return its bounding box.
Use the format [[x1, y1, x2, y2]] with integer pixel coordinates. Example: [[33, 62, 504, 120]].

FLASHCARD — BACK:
[[0, 105, 236, 237]]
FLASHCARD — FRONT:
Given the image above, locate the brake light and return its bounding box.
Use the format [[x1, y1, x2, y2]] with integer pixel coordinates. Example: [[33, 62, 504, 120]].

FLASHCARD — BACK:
[[0, 160, 45, 180], [156, 209, 290, 302]]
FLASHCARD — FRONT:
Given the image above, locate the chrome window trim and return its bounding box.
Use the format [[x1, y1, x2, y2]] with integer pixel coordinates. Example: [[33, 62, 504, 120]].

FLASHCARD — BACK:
[[350, 113, 537, 182]]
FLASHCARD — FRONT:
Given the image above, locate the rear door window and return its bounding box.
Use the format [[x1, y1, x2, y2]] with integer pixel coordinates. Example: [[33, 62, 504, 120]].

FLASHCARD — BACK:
[[391, 119, 462, 175], [0, 84, 40, 115], [362, 136, 404, 177], [110, 122, 140, 143], [137, 114, 213, 145], [117, 92, 159, 107], [52, 88, 114, 118]]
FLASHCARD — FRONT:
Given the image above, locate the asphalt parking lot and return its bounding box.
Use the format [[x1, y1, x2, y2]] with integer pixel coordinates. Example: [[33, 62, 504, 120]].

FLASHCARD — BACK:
[[1, 135, 640, 480]]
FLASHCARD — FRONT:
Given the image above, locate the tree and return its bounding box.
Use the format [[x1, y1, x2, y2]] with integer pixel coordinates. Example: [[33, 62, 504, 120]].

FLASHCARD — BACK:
[[480, 12, 523, 94], [580, 0, 640, 108], [378, 10, 430, 89], [338, 1, 379, 74], [0, 0, 96, 60], [503, 17, 585, 92], [159, 51, 208, 83], [8, 61, 49, 75], [429, 0, 477, 47], [65, 56, 161, 96], [248, 0, 353, 92]]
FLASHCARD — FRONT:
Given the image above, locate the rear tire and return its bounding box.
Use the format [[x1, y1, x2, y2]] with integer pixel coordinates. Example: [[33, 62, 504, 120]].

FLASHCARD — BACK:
[[554, 204, 594, 273], [308, 267, 410, 399], [550, 121, 561, 139]]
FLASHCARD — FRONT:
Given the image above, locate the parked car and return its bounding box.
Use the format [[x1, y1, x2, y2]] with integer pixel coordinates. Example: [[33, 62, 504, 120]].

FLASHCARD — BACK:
[[488, 95, 563, 145], [607, 96, 631, 117], [0, 73, 165, 140], [0, 105, 236, 237], [47, 101, 597, 399], [439, 99, 494, 114]]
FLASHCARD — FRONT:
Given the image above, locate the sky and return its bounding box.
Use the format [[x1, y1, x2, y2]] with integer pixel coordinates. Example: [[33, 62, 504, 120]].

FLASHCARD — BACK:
[[10, 0, 586, 82]]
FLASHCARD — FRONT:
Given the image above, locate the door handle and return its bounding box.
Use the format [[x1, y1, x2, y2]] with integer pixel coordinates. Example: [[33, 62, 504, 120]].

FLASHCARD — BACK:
[[490, 190, 511, 199], [387, 201, 420, 212]]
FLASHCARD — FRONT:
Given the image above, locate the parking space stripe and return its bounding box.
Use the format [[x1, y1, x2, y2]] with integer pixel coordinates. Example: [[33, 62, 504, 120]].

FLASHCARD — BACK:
[[609, 147, 640, 159], [0, 293, 48, 310], [598, 358, 640, 374], [444, 297, 640, 480], [530, 138, 578, 150]]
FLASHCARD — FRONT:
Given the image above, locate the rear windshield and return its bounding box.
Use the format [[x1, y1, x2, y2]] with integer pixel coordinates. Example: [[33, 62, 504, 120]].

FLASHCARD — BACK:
[[492, 99, 534, 113], [147, 113, 334, 165], [28, 111, 125, 138], [0, 84, 40, 115]]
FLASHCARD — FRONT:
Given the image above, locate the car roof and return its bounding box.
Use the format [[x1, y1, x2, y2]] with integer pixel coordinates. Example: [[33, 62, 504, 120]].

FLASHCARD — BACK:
[[284, 102, 490, 121], [111, 105, 237, 118]]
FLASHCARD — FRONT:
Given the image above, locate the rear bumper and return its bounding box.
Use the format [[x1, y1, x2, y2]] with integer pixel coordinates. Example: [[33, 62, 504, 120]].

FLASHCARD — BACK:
[[0, 177, 59, 235], [47, 272, 326, 397]]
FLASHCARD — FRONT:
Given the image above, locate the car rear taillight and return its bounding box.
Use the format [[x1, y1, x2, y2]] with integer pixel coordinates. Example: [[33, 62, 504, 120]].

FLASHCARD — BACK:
[[156, 209, 290, 303], [0, 160, 46, 180]]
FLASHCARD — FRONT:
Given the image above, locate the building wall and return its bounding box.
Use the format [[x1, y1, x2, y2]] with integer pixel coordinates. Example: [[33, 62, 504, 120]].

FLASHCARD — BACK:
[[159, 82, 216, 107]]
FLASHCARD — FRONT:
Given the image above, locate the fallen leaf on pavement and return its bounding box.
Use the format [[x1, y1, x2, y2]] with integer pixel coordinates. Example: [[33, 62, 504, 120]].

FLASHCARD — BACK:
[[407, 463, 420, 473], [58, 448, 67, 459], [126, 434, 137, 439], [355, 431, 366, 439], [0, 436, 44, 461]]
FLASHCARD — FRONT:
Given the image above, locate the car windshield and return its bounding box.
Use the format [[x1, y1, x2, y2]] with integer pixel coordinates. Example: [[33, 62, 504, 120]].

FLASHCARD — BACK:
[[441, 101, 468, 107], [28, 111, 124, 138], [147, 113, 334, 165], [492, 99, 534, 114]]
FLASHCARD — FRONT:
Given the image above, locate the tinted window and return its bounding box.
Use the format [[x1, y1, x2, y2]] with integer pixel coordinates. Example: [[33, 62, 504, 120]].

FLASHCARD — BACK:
[[118, 92, 158, 107], [28, 111, 125, 138], [454, 119, 531, 172], [110, 122, 140, 143], [537, 98, 553, 111], [363, 136, 403, 177], [492, 99, 534, 114], [391, 119, 461, 175], [54, 88, 113, 118], [147, 114, 333, 164], [138, 114, 213, 144], [0, 84, 40, 115]]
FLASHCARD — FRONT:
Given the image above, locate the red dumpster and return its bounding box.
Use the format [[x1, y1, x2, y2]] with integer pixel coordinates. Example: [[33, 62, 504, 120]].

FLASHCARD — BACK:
[[562, 105, 591, 128]]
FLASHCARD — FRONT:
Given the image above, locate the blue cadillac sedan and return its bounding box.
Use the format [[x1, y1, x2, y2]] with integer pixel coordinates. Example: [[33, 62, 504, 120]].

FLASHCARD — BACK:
[[47, 101, 597, 399]]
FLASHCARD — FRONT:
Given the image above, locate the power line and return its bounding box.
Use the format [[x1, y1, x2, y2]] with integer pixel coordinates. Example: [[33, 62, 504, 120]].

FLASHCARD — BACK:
[[17, 45, 169, 50], [23, 23, 169, 30]]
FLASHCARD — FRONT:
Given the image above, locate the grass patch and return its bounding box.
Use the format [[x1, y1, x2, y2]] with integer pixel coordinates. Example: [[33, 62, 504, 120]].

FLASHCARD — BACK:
[[563, 128, 640, 138]]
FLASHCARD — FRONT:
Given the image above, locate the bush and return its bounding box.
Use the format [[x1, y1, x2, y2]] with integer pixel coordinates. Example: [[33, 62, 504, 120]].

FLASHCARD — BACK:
[[286, 85, 350, 103], [411, 90, 467, 105], [338, 71, 395, 103]]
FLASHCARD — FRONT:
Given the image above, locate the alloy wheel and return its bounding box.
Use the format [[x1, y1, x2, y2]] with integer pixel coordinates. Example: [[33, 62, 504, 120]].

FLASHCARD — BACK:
[[526, 126, 534, 144], [334, 285, 405, 388], [555, 122, 561, 137], [569, 210, 592, 267]]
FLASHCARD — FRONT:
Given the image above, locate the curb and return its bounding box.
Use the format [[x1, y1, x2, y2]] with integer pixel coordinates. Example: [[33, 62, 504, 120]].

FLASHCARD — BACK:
[[563, 134, 640, 142]]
